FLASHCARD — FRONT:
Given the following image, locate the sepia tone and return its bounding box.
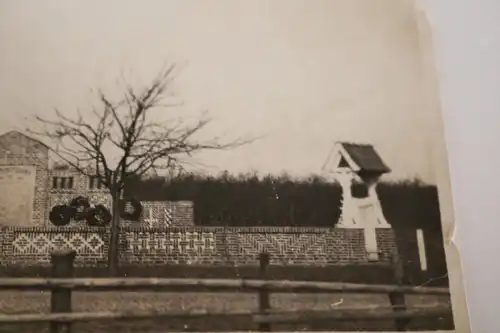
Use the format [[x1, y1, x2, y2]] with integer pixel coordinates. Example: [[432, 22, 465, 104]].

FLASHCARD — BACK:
[[0, 0, 470, 332]]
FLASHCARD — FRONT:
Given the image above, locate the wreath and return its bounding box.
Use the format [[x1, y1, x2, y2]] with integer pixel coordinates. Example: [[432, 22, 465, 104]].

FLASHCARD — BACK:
[[86, 204, 112, 227], [49, 205, 74, 226], [118, 198, 143, 221], [69, 196, 91, 221]]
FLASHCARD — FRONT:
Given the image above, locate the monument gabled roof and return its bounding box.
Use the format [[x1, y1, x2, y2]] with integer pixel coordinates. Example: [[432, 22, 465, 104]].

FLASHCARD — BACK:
[[339, 142, 391, 173], [322, 141, 391, 175]]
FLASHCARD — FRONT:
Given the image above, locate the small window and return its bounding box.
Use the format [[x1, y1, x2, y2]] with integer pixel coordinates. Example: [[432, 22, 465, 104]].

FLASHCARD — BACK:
[[88, 175, 103, 189], [67, 177, 74, 189], [52, 176, 74, 189]]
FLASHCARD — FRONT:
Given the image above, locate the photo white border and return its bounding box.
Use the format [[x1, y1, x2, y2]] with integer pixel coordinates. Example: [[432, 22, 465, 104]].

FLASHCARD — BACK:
[[422, 1, 499, 332]]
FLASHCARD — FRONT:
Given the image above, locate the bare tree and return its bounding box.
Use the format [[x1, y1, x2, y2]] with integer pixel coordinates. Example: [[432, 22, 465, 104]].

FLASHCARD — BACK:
[[28, 64, 252, 275]]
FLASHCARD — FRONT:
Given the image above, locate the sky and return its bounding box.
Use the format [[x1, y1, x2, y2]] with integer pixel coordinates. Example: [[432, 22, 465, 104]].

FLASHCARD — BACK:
[[0, 0, 446, 184]]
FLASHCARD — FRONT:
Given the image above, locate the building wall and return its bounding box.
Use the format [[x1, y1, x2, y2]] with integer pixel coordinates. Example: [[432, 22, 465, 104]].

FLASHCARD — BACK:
[[0, 131, 194, 227], [0, 131, 49, 227], [47, 168, 111, 227], [0, 226, 396, 266], [47, 174, 194, 227]]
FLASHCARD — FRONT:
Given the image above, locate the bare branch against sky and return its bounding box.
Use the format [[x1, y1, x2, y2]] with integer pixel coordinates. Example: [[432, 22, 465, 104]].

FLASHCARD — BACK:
[[27, 63, 254, 189]]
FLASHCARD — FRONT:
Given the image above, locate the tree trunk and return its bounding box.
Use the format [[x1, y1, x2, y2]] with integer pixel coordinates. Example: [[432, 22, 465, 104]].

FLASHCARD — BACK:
[[107, 194, 121, 276]]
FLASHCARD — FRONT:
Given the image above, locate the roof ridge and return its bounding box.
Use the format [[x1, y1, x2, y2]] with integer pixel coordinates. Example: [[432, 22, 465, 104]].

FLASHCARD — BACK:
[[0, 130, 50, 149], [338, 141, 374, 147]]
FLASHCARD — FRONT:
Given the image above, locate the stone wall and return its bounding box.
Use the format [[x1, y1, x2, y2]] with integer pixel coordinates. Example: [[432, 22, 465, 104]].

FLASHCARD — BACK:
[[0, 226, 396, 266]]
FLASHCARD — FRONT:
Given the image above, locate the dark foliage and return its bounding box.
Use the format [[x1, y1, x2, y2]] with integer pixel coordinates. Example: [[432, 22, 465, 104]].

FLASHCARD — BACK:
[[124, 171, 442, 231]]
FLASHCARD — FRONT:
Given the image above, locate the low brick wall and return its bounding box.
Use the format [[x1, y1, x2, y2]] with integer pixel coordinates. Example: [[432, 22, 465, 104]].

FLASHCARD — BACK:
[[0, 226, 396, 267]]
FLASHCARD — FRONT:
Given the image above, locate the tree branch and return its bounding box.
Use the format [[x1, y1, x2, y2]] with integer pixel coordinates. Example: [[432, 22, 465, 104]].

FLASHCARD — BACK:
[[27, 62, 255, 195]]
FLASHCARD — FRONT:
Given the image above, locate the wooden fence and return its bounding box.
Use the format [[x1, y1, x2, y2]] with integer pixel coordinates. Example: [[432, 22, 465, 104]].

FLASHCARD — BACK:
[[0, 249, 452, 332]]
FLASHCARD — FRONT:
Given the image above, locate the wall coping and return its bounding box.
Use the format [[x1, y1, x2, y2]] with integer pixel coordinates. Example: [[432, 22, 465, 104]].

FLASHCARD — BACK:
[[0, 226, 353, 233], [1, 226, 396, 234], [121, 226, 340, 233], [0, 226, 109, 232]]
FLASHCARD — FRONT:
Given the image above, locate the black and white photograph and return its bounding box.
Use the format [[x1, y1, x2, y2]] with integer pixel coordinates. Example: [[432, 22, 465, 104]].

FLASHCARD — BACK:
[[0, 1, 469, 332]]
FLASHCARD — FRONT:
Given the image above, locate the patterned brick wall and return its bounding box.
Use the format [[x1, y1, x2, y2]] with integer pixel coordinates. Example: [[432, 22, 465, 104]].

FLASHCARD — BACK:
[[0, 226, 397, 266], [126, 201, 194, 227], [0, 227, 109, 266]]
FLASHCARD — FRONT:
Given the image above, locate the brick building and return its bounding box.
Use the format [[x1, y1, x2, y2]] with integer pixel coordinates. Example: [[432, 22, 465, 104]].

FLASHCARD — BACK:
[[0, 130, 194, 227]]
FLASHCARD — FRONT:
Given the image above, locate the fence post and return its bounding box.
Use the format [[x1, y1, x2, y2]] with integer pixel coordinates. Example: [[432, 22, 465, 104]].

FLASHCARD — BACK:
[[50, 249, 76, 333], [388, 248, 409, 331], [258, 252, 271, 332]]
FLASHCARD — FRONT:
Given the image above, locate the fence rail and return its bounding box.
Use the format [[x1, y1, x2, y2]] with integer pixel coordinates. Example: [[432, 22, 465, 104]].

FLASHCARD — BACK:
[[0, 304, 452, 324], [0, 277, 449, 294], [0, 249, 451, 332]]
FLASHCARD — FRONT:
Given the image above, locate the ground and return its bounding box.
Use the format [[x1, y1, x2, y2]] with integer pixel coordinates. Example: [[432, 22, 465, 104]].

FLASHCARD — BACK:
[[0, 291, 453, 332]]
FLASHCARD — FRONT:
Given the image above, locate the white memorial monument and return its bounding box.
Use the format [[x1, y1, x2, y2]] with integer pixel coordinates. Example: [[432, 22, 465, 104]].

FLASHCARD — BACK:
[[322, 142, 392, 261]]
